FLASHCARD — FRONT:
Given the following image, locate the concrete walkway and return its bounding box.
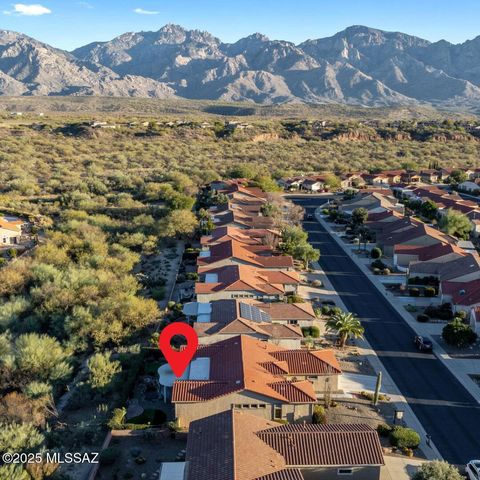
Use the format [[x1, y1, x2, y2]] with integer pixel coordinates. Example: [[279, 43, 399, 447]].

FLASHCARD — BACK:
[[311, 213, 443, 461], [340, 372, 396, 395], [383, 455, 425, 480], [318, 211, 480, 405]]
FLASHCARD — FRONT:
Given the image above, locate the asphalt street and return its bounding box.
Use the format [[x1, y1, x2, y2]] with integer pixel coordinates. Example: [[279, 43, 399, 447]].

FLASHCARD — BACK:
[[291, 196, 480, 465]]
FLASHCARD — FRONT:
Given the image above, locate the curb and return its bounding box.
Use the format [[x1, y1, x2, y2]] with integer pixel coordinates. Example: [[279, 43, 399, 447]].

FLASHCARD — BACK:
[[312, 208, 443, 460]]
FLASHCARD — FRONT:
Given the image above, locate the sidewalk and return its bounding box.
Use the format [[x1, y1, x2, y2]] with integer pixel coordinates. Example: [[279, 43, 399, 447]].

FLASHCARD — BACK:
[[310, 214, 443, 460], [316, 209, 480, 405]]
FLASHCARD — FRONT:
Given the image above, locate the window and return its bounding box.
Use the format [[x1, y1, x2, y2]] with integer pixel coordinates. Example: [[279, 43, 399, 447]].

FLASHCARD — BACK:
[[242, 404, 250, 409], [287, 320, 298, 325], [273, 405, 282, 420], [337, 469, 353, 476]]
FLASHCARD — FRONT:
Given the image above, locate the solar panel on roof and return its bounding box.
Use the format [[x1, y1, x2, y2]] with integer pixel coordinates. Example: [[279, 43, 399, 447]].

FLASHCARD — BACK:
[[240, 302, 271, 323]]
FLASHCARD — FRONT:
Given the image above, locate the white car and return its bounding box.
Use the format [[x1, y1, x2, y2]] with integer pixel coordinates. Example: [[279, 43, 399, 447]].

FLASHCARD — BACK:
[[467, 460, 480, 480]]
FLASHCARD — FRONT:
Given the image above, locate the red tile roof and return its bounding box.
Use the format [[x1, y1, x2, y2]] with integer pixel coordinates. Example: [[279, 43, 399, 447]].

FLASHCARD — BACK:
[[441, 278, 480, 306], [186, 410, 384, 480], [197, 239, 293, 269], [258, 423, 384, 467], [195, 265, 300, 296], [172, 335, 340, 404]]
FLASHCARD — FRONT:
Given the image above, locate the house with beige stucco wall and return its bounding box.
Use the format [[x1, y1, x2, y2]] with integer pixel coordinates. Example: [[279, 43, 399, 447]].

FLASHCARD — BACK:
[[167, 335, 341, 428]]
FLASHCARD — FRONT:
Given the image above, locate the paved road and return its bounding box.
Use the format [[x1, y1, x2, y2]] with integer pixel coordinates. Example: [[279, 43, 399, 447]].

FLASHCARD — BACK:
[[292, 196, 480, 465]]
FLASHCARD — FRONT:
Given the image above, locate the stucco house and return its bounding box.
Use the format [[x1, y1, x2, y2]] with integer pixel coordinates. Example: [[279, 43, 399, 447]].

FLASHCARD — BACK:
[[197, 239, 294, 270], [201, 226, 280, 247], [195, 264, 300, 302], [172, 409, 385, 480], [0, 216, 24, 246], [169, 335, 341, 427], [184, 299, 315, 348], [340, 192, 403, 217]]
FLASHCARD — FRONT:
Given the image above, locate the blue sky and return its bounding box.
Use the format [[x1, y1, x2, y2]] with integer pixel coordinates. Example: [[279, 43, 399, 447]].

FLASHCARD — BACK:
[[2, 0, 480, 51]]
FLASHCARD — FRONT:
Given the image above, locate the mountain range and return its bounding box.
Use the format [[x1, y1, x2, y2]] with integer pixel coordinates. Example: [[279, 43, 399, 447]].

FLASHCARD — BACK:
[[2, 24, 480, 109]]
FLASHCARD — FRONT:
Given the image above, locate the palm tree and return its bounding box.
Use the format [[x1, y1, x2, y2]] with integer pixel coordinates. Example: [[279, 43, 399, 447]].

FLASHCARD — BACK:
[[325, 311, 364, 348]]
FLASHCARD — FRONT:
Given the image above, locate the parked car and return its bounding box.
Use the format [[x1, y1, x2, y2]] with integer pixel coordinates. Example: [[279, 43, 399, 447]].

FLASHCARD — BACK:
[[306, 213, 314, 220], [466, 460, 480, 480], [414, 335, 433, 352]]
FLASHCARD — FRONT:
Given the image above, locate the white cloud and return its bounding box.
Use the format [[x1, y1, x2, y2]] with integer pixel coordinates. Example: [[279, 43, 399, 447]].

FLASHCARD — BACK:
[[7, 4, 52, 16], [134, 8, 159, 15]]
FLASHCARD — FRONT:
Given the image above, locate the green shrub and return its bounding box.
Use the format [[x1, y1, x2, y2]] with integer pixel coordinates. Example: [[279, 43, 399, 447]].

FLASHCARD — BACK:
[[371, 259, 387, 270], [312, 405, 327, 424], [370, 247, 382, 259], [424, 287, 436, 297], [99, 447, 121, 465], [409, 288, 420, 297], [107, 408, 126, 429], [150, 286, 166, 301], [321, 305, 331, 315], [389, 426, 421, 449], [417, 314, 430, 323], [310, 326, 320, 338], [425, 304, 453, 320], [330, 307, 343, 316], [377, 423, 393, 437], [442, 319, 477, 348], [186, 272, 199, 281]]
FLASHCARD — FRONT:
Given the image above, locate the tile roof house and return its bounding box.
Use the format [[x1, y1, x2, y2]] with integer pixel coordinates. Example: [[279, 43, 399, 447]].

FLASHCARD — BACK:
[[340, 192, 403, 217], [0, 216, 24, 246], [408, 252, 480, 283], [197, 239, 294, 270], [184, 299, 315, 348], [178, 409, 384, 480], [377, 220, 455, 256], [171, 335, 342, 427], [393, 242, 465, 270], [441, 278, 480, 311], [195, 265, 300, 302], [211, 207, 275, 229], [200, 226, 280, 247]]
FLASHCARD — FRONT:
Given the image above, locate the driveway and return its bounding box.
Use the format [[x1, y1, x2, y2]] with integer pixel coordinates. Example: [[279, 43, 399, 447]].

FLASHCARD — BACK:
[[291, 196, 480, 465]]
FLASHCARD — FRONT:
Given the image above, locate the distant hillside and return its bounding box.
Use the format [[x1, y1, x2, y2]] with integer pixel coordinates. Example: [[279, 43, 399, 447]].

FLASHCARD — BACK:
[[0, 96, 473, 122], [2, 24, 480, 112]]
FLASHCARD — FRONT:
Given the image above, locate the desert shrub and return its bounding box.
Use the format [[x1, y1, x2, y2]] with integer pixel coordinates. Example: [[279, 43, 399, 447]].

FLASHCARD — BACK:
[[389, 426, 421, 449], [417, 314, 430, 323], [377, 423, 393, 437], [287, 294, 305, 303], [312, 405, 327, 424], [382, 268, 390, 275], [371, 259, 387, 270], [412, 460, 463, 480], [107, 408, 127, 429], [409, 288, 420, 297], [373, 268, 381, 275], [442, 319, 477, 348], [311, 279, 323, 288], [370, 247, 382, 259]]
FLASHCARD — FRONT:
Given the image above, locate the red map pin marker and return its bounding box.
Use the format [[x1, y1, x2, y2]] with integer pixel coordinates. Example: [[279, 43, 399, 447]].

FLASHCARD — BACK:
[[158, 323, 198, 378]]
